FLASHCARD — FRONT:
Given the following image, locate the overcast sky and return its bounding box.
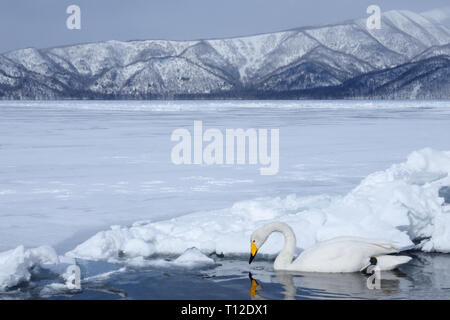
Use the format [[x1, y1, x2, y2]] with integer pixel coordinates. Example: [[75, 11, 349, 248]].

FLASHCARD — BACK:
[[0, 0, 449, 53]]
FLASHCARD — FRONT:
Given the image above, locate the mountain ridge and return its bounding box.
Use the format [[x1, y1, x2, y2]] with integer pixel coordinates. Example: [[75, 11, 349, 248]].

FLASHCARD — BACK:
[[1, 9, 449, 100]]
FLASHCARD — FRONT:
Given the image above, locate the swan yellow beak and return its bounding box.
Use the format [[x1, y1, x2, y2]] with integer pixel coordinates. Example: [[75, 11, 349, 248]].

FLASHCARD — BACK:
[[249, 242, 258, 264]]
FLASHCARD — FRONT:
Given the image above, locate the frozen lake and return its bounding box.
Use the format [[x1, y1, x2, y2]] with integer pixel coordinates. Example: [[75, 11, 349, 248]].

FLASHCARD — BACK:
[[0, 100, 450, 299], [1, 100, 449, 252]]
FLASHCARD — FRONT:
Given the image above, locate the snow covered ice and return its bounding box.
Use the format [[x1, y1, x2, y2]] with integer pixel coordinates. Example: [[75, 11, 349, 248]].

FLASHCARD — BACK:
[[66, 148, 450, 262], [0, 246, 58, 291], [1, 100, 450, 292]]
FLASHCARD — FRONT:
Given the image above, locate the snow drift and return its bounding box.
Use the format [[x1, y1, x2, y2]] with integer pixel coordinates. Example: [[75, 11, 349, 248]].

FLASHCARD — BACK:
[[67, 148, 450, 262], [0, 246, 59, 291], [1, 148, 450, 291]]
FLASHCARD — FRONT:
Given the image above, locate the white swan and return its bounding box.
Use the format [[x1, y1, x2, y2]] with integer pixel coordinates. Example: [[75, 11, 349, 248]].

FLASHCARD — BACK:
[[249, 222, 412, 273]]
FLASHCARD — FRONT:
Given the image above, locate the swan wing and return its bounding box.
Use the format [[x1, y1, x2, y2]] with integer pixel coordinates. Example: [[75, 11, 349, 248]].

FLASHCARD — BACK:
[[292, 237, 400, 273]]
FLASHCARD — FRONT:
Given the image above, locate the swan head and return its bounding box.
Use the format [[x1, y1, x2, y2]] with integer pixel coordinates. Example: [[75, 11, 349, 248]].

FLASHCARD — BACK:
[[249, 226, 269, 264], [249, 222, 294, 265]]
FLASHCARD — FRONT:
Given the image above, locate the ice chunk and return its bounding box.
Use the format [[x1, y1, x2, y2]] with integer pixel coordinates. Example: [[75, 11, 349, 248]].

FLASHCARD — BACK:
[[126, 248, 215, 268], [0, 245, 59, 291], [122, 239, 155, 258], [173, 247, 215, 267], [66, 226, 155, 262]]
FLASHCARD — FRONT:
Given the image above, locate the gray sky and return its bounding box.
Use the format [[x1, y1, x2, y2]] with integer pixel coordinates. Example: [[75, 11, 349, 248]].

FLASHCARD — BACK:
[[0, 0, 449, 53]]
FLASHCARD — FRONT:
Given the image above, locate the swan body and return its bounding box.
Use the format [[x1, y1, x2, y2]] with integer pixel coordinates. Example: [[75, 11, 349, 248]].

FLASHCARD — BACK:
[[249, 222, 412, 273]]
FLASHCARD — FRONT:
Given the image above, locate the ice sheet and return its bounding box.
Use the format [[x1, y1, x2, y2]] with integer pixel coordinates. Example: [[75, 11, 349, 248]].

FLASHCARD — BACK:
[[1, 100, 450, 290]]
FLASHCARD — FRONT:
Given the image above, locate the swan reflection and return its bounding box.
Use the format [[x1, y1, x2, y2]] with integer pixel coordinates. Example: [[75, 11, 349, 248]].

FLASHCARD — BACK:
[[249, 269, 411, 300]]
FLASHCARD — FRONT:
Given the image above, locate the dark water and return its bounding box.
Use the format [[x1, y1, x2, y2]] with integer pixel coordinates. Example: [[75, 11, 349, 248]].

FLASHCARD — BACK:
[[2, 252, 450, 300]]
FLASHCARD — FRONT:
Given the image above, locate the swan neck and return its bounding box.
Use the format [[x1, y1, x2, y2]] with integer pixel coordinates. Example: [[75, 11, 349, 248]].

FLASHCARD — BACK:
[[272, 223, 296, 270]]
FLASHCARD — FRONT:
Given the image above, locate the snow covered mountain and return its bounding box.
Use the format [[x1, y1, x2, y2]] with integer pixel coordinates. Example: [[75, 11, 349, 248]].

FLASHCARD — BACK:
[[1, 9, 450, 99]]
